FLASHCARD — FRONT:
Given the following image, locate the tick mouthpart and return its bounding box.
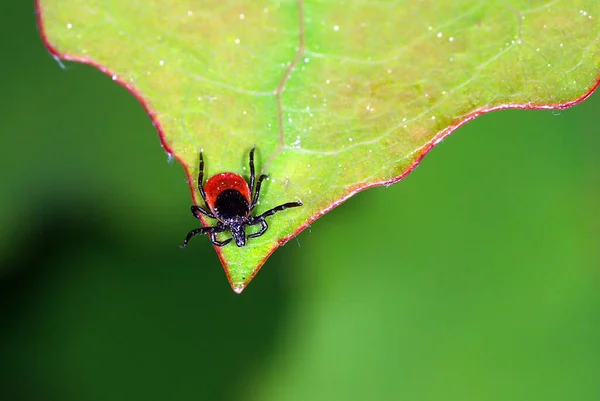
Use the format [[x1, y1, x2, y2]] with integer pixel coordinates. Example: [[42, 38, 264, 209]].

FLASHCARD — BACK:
[[230, 224, 247, 247]]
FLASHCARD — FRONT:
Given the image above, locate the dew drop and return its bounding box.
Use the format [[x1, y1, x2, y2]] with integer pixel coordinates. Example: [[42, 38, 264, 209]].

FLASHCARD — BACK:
[[333, 25, 340, 31]]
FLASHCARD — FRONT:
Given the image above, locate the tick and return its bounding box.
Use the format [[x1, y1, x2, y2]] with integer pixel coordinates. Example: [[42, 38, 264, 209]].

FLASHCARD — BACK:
[[181, 148, 303, 248]]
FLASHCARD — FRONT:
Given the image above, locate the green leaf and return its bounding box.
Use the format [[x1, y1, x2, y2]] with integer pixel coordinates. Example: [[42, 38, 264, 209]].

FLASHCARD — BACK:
[[38, 0, 600, 292]]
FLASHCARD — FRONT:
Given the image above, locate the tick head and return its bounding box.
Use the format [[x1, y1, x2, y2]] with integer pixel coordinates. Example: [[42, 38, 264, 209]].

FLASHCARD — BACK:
[[230, 223, 247, 247]]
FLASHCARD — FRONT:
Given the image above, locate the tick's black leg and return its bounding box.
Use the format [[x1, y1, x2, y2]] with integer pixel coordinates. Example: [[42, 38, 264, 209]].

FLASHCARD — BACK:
[[208, 223, 231, 246], [247, 216, 268, 239], [191, 205, 215, 219], [209, 232, 232, 247], [180, 226, 213, 248], [250, 174, 269, 210], [181, 224, 230, 247], [258, 201, 303, 218], [197, 152, 209, 206], [249, 146, 256, 192]]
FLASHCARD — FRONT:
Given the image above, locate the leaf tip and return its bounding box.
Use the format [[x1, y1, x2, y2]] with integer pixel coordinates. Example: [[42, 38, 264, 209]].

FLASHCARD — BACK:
[[231, 284, 245, 294]]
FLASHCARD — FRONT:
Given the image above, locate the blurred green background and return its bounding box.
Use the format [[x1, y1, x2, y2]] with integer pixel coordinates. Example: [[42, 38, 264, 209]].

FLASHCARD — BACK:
[[1, 2, 599, 401]]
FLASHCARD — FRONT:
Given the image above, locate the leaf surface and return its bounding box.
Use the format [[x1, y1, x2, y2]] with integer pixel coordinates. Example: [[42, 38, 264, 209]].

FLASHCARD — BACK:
[[38, 0, 600, 292]]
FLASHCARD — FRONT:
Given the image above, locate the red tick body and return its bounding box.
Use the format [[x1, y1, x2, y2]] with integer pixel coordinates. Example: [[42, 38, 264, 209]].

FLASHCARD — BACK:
[[204, 173, 251, 213], [180, 148, 303, 248]]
